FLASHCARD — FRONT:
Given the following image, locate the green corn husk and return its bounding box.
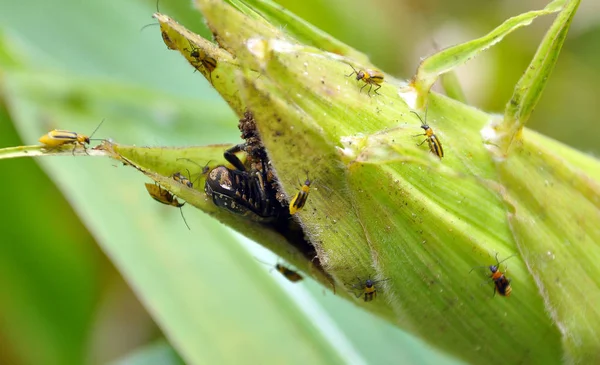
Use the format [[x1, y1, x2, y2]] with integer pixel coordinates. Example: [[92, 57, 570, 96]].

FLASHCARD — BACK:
[[1, 0, 597, 363], [155, 0, 598, 363]]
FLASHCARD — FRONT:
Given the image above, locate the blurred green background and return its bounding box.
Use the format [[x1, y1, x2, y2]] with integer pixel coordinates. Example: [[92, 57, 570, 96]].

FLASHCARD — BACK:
[[0, 0, 597, 364]]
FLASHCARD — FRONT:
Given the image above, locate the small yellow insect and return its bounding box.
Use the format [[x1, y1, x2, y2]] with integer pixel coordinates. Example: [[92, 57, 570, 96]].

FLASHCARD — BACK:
[[289, 176, 312, 215], [172, 172, 193, 188], [275, 264, 304, 282], [175, 158, 212, 180], [347, 65, 384, 96], [411, 110, 444, 158], [255, 258, 304, 283], [350, 277, 389, 302], [186, 41, 217, 85], [38, 119, 105, 154], [144, 183, 190, 230]]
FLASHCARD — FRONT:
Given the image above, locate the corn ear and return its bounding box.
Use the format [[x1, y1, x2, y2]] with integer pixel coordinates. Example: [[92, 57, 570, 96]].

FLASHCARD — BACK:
[[0, 0, 592, 363], [161, 0, 595, 363]]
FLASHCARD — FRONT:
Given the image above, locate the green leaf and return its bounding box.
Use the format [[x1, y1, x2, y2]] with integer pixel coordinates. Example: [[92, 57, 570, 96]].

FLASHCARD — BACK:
[[0, 88, 99, 365], [439, 71, 467, 104], [411, 0, 566, 108], [498, 0, 581, 153]]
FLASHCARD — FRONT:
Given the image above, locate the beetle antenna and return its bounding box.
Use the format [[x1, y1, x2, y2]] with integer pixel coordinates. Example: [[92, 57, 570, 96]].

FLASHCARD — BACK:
[[176, 158, 213, 185], [346, 64, 358, 77], [469, 265, 489, 274], [89, 118, 105, 139], [202, 160, 212, 174], [176, 157, 213, 171], [304, 170, 311, 182], [254, 257, 277, 273], [496, 253, 517, 266], [254, 257, 272, 266], [179, 207, 190, 230], [140, 0, 161, 32], [410, 111, 426, 126], [140, 23, 159, 32]]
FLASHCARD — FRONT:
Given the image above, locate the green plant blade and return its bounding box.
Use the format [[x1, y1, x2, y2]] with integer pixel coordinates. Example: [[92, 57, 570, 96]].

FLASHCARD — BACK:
[[440, 72, 467, 104], [0, 90, 100, 365], [411, 0, 566, 108], [498, 0, 581, 153]]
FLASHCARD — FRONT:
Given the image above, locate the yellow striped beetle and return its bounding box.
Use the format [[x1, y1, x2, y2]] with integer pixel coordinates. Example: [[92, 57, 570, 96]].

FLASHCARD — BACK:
[[144, 183, 190, 230], [275, 264, 304, 282], [256, 259, 304, 283], [347, 65, 384, 96], [38, 119, 105, 154], [411, 110, 444, 158], [289, 176, 312, 215], [172, 172, 193, 188]]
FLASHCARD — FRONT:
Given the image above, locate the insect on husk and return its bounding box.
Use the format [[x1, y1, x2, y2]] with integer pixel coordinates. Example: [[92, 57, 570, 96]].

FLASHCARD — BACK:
[[255, 258, 303, 283], [171, 160, 212, 189], [186, 41, 217, 85], [289, 175, 312, 215], [411, 109, 444, 158], [350, 277, 389, 302], [470, 253, 516, 297], [172, 172, 193, 188], [175, 158, 213, 185], [144, 183, 190, 230], [346, 65, 384, 96], [38, 119, 105, 155], [276, 264, 303, 282]]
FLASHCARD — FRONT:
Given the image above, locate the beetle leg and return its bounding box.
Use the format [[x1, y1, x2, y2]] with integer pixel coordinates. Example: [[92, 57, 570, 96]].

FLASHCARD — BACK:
[[416, 138, 428, 146], [374, 84, 382, 95], [359, 83, 368, 94], [224, 144, 247, 171]]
